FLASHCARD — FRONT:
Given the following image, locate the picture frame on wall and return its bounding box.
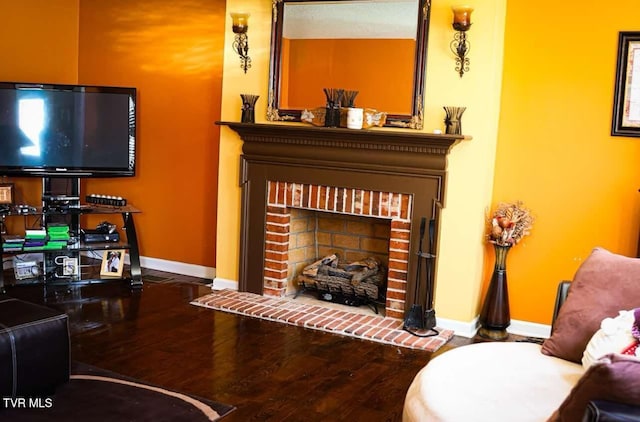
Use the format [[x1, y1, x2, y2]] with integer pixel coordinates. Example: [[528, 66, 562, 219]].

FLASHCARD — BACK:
[[612, 31, 640, 137], [0, 183, 15, 205], [100, 249, 125, 278]]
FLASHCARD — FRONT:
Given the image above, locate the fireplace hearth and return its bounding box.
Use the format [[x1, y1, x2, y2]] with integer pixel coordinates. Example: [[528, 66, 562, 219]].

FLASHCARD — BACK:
[[218, 122, 464, 320]]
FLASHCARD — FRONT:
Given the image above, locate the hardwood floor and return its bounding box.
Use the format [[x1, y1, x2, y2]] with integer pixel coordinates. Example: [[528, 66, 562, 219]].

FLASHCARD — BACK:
[[3, 269, 476, 421]]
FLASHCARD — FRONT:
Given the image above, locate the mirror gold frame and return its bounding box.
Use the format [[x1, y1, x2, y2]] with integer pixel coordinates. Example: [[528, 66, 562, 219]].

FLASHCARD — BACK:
[[267, 0, 432, 129]]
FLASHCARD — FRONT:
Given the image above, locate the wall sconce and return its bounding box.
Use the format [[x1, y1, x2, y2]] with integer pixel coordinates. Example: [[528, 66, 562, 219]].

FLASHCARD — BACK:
[[450, 6, 473, 77], [231, 12, 251, 73]]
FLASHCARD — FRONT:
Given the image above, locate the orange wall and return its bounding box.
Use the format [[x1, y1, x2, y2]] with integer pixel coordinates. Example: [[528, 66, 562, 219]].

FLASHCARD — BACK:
[[77, 0, 225, 266], [0, 1, 224, 268], [492, 1, 640, 324], [282, 39, 415, 113], [0, 1, 79, 84], [0, 0, 79, 229]]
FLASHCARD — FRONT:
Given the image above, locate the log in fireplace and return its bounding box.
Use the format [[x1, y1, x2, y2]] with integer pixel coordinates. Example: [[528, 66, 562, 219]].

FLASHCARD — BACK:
[[218, 122, 464, 320]]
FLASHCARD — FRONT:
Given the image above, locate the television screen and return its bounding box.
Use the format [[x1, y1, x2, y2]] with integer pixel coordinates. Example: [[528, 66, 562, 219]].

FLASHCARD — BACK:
[[0, 82, 136, 177]]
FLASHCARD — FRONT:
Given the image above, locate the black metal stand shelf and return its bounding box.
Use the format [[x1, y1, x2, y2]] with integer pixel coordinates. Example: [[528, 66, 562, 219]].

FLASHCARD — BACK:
[[0, 178, 142, 292]]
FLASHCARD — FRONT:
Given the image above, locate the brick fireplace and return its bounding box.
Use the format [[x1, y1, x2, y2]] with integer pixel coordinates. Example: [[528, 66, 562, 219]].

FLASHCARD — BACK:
[[264, 180, 413, 319], [220, 122, 463, 321]]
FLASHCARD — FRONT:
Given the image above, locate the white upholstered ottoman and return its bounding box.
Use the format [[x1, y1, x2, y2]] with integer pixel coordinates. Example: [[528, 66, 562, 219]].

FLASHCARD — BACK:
[[403, 342, 585, 422]]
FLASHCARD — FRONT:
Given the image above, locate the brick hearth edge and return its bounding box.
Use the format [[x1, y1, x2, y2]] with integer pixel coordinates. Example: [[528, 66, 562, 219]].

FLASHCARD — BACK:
[[191, 289, 454, 352]]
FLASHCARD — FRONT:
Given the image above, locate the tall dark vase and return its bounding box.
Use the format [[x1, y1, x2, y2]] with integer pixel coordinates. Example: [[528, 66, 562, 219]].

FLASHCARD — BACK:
[[478, 244, 512, 340]]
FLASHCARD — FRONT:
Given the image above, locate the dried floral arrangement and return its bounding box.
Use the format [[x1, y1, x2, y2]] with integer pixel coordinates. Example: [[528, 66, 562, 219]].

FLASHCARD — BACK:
[[488, 201, 534, 247]]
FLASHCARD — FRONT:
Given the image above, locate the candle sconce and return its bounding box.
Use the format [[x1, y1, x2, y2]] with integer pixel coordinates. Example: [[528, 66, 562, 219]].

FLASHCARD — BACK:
[[231, 12, 251, 73], [450, 6, 473, 77]]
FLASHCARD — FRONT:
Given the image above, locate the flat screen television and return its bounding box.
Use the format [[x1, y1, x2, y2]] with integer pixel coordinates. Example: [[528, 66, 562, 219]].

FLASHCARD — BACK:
[[0, 82, 136, 177]]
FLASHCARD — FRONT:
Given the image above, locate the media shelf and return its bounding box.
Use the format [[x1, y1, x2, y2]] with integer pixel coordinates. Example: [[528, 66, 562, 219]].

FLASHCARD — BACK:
[[0, 180, 142, 292]]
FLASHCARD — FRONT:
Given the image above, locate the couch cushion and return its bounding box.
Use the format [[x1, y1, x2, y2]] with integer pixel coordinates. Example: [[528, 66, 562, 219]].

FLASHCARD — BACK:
[[541, 248, 640, 363], [547, 353, 640, 421]]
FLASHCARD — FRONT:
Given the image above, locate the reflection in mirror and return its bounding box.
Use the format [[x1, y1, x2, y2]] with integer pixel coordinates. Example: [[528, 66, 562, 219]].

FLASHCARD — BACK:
[[268, 0, 431, 129]]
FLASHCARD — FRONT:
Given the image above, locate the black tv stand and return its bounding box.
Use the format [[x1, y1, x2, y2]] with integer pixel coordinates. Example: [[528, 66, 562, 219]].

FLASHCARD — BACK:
[[0, 177, 142, 291]]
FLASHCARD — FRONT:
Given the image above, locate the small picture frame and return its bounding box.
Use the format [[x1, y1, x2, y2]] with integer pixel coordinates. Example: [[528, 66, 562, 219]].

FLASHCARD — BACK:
[[612, 31, 640, 137], [63, 257, 79, 277], [100, 249, 125, 278], [0, 183, 15, 205]]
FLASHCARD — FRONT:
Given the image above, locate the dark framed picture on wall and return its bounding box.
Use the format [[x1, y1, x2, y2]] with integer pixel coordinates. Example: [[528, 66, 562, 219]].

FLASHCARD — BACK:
[[612, 31, 640, 137]]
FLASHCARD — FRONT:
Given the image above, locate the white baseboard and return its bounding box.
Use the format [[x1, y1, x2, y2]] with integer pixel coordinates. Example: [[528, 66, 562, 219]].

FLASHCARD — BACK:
[[212, 277, 238, 290], [507, 319, 551, 339], [436, 316, 480, 338], [139, 256, 216, 280], [436, 316, 551, 339]]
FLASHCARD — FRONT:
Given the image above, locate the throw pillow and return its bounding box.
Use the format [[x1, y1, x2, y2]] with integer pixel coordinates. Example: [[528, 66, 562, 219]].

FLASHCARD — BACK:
[[541, 247, 640, 363], [582, 309, 640, 367], [547, 353, 640, 421]]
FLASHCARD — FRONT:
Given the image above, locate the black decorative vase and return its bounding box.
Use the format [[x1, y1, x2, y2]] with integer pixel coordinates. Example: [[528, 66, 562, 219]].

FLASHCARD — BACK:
[[241, 107, 255, 124], [478, 243, 511, 340], [240, 94, 259, 123], [322, 88, 344, 128], [324, 106, 340, 128]]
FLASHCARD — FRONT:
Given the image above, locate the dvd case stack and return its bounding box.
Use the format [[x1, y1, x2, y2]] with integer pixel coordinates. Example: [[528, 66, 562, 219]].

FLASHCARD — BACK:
[[46, 224, 71, 249]]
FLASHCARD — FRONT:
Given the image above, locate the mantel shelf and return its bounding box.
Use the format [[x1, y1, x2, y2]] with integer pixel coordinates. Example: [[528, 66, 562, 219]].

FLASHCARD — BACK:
[[216, 121, 470, 157]]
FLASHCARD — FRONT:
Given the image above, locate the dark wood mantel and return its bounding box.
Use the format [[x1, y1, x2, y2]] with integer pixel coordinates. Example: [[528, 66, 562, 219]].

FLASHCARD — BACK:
[[217, 121, 467, 313], [217, 122, 466, 174]]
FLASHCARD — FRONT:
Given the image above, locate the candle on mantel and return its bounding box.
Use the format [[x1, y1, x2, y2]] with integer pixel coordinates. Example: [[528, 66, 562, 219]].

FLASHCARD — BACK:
[[452, 6, 473, 31], [231, 12, 249, 34]]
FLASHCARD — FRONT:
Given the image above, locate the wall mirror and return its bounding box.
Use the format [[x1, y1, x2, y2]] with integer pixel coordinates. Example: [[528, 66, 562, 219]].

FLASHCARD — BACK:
[[267, 0, 431, 129]]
